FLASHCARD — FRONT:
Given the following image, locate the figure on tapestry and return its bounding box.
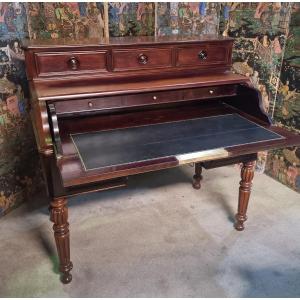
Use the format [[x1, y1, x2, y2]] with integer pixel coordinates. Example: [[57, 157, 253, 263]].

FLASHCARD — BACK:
[[156, 2, 219, 36], [0, 2, 28, 39], [26, 2, 108, 40], [109, 3, 155, 37]]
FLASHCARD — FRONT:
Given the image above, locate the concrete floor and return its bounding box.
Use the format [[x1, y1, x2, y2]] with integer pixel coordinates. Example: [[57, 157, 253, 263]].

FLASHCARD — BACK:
[[0, 165, 300, 297]]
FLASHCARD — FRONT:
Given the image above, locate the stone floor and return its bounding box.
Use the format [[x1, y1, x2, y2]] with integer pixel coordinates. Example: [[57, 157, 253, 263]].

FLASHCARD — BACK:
[[0, 165, 300, 297]]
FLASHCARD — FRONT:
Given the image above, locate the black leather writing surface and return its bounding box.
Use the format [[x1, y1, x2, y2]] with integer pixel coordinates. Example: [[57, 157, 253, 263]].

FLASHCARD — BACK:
[[71, 114, 284, 171]]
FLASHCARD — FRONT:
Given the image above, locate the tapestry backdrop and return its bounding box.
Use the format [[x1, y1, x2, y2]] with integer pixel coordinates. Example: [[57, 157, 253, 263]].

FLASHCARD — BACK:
[[265, 3, 300, 191], [0, 2, 299, 217], [0, 3, 41, 217]]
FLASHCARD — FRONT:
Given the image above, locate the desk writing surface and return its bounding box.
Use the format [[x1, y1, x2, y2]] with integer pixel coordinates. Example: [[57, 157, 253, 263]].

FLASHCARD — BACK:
[[71, 114, 284, 171]]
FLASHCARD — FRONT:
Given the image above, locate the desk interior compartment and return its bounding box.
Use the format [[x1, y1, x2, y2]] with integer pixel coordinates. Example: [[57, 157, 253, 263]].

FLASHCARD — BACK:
[[48, 86, 300, 188]]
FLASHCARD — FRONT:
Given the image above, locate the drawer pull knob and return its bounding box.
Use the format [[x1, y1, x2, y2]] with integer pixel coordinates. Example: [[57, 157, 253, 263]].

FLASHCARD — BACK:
[[152, 96, 157, 100], [198, 50, 208, 60], [209, 90, 214, 94], [68, 57, 79, 70], [138, 53, 148, 65], [88, 102, 93, 108]]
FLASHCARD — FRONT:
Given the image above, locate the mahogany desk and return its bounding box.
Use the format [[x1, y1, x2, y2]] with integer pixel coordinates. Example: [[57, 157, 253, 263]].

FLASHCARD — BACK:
[[23, 35, 300, 284]]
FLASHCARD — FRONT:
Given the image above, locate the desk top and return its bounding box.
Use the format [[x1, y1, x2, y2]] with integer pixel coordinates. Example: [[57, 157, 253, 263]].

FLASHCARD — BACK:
[[23, 35, 233, 49]]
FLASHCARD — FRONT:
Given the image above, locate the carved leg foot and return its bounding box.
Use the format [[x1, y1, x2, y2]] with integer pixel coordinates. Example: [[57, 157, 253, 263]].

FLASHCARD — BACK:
[[61, 269, 73, 284], [50, 197, 73, 284], [193, 163, 203, 189], [234, 161, 255, 231]]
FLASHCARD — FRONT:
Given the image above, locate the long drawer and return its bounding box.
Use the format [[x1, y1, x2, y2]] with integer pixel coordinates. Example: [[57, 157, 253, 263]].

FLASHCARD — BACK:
[[54, 90, 182, 115], [112, 47, 172, 71], [53, 85, 237, 116], [34, 50, 108, 76], [177, 43, 231, 67]]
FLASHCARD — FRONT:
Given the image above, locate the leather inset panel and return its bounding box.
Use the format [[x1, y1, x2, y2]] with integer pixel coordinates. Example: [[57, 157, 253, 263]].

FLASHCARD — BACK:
[[71, 113, 284, 171]]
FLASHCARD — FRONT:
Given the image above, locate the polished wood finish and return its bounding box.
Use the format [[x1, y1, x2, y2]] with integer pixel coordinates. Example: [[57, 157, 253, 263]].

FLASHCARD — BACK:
[[192, 163, 203, 190], [235, 161, 256, 231], [23, 35, 234, 49], [23, 36, 300, 284], [50, 197, 73, 283], [53, 85, 237, 116], [176, 43, 231, 67], [24, 36, 233, 81], [224, 84, 271, 125], [184, 85, 237, 101], [112, 47, 172, 71], [32, 73, 246, 102], [34, 50, 108, 77]]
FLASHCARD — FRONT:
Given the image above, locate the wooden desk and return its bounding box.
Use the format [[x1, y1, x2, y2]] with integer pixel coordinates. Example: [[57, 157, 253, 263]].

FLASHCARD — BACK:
[[23, 35, 300, 284]]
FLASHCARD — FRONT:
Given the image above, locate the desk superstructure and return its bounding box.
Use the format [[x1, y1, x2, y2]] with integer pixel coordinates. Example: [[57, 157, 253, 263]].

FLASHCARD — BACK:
[[24, 35, 300, 284]]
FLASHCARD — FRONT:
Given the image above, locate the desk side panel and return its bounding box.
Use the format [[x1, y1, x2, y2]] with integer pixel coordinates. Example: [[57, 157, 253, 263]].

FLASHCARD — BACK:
[[28, 81, 53, 155]]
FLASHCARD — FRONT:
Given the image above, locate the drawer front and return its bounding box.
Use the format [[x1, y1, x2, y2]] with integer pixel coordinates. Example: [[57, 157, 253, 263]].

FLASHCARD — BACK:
[[54, 90, 184, 115], [35, 51, 108, 76], [54, 90, 185, 115], [54, 96, 124, 115], [54, 86, 237, 115], [177, 44, 231, 67], [112, 47, 172, 71], [184, 85, 237, 101], [124, 90, 183, 106]]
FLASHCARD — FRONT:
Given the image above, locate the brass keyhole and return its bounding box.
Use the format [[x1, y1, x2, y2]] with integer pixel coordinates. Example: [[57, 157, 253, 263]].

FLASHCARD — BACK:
[[68, 57, 80, 70], [198, 50, 208, 60], [138, 53, 149, 65]]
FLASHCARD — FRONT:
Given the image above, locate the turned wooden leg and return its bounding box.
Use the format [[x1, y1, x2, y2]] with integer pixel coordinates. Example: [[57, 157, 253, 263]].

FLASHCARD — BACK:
[[235, 160, 255, 231], [50, 197, 73, 284], [193, 163, 203, 189]]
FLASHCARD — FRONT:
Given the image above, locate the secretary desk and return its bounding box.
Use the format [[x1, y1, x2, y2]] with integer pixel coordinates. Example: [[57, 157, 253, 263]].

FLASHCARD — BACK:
[[23, 35, 300, 283]]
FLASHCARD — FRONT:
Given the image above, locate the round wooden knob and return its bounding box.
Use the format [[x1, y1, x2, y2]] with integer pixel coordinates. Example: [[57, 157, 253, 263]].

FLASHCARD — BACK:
[[88, 102, 93, 108], [138, 53, 148, 65], [209, 90, 214, 94], [152, 96, 157, 100], [198, 50, 208, 60], [68, 57, 79, 70]]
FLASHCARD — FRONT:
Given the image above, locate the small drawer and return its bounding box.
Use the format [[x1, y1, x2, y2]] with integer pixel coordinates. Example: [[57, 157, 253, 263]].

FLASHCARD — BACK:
[[177, 43, 231, 67], [54, 96, 125, 115], [35, 51, 108, 76], [112, 47, 172, 71], [184, 85, 237, 101], [124, 90, 184, 106]]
